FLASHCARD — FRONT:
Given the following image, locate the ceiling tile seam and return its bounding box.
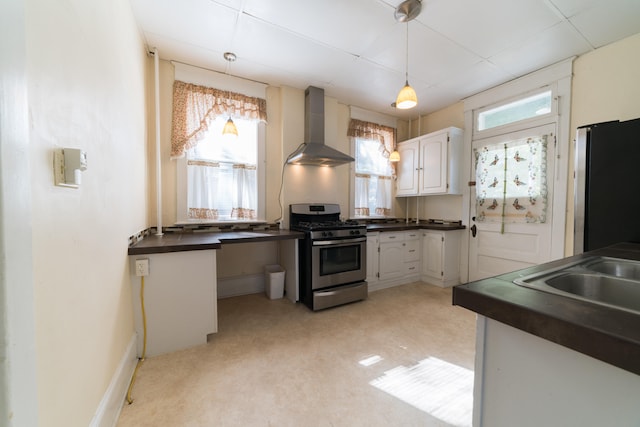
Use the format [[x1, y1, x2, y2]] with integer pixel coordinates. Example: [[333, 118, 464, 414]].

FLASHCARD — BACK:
[[543, 0, 596, 50], [411, 20, 491, 63]]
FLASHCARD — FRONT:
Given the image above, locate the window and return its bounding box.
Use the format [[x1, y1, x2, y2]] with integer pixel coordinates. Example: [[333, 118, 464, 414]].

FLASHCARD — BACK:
[[171, 80, 267, 223], [476, 89, 552, 132], [354, 137, 394, 217], [348, 119, 396, 218], [184, 117, 260, 221]]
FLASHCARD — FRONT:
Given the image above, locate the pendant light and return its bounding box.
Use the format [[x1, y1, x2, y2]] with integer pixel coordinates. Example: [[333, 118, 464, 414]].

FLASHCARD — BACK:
[[389, 149, 400, 162], [222, 52, 239, 138], [395, 22, 417, 110]]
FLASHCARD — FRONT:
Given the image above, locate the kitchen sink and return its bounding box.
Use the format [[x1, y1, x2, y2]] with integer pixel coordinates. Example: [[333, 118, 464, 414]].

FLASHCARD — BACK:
[[513, 256, 640, 314]]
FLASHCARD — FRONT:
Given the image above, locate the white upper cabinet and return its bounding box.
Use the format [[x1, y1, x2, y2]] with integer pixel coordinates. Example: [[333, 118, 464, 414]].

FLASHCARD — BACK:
[[396, 127, 463, 196]]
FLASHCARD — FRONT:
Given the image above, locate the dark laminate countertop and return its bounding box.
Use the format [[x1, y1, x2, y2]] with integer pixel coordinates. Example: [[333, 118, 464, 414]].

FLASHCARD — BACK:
[[366, 222, 466, 232], [128, 229, 305, 255], [453, 242, 640, 376]]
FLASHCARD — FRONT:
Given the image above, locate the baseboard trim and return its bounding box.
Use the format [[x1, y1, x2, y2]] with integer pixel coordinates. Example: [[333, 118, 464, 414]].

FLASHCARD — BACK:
[[217, 273, 264, 299], [90, 333, 137, 427]]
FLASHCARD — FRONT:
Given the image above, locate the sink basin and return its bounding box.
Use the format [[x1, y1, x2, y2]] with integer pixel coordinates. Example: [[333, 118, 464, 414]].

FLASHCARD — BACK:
[[582, 259, 640, 280], [513, 256, 640, 314]]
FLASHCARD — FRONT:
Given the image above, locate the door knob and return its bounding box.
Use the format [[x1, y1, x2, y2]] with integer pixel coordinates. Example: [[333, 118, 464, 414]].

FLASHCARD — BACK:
[[470, 224, 477, 238]]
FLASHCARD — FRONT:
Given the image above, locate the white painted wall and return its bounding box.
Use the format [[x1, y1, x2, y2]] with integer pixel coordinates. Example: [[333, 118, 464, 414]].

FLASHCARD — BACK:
[[23, 0, 148, 425], [0, 1, 39, 425]]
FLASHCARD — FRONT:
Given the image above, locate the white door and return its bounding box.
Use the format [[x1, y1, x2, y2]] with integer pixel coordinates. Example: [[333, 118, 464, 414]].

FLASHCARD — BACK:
[[468, 124, 556, 281]]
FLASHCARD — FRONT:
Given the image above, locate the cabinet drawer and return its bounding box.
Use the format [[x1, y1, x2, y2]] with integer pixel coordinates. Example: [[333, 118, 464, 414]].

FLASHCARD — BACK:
[[405, 261, 421, 276], [405, 231, 420, 241], [379, 232, 404, 243], [405, 240, 420, 262]]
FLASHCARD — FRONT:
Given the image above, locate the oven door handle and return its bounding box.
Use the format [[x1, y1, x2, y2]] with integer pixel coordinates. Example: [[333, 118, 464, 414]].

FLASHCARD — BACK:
[[312, 237, 366, 246]]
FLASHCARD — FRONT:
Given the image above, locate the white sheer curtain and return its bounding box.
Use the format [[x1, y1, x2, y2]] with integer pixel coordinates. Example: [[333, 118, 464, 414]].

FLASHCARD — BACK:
[[355, 173, 371, 216], [375, 176, 392, 216], [231, 164, 257, 219], [187, 160, 220, 220]]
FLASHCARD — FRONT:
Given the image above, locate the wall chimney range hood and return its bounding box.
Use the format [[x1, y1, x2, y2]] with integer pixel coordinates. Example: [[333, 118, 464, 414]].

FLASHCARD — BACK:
[[287, 86, 355, 167]]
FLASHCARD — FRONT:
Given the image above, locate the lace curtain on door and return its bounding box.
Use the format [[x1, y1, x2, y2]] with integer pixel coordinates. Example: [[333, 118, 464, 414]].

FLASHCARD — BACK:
[[474, 134, 549, 232]]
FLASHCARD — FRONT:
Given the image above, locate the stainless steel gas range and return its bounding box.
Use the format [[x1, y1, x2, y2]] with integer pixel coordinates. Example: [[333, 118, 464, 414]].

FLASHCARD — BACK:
[[289, 203, 367, 311]]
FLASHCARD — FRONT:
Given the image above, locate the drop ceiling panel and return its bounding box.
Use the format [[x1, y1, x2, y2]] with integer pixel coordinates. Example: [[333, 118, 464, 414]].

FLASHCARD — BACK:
[[421, 0, 563, 59], [242, 0, 396, 55], [133, 0, 237, 50], [568, 0, 640, 48], [231, 13, 356, 84], [490, 22, 593, 77]]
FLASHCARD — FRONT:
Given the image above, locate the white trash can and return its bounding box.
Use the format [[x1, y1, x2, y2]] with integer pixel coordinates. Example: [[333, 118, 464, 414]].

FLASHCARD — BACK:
[[264, 264, 285, 299]]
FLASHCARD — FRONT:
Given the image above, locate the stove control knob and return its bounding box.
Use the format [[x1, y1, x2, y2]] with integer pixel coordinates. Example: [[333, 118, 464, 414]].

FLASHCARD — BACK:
[[327, 231, 333, 237], [351, 229, 360, 235]]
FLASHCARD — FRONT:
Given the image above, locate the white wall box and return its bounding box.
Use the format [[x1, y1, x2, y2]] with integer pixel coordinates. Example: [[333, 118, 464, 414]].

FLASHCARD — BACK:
[[421, 229, 462, 287], [396, 127, 463, 196]]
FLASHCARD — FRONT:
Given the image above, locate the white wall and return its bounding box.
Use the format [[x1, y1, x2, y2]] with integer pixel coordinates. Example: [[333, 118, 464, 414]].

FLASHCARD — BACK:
[[24, 0, 148, 425], [1, 1, 38, 425]]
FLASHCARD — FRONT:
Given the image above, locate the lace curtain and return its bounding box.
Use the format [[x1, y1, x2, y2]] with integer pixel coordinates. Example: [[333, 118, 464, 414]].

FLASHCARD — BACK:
[[348, 119, 397, 176], [474, 134, 548, 233], [187, 160, 257, 220], [171, 80, 267, 158]]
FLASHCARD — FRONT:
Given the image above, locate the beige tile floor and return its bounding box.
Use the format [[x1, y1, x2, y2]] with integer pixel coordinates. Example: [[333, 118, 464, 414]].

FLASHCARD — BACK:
[[117, 282, 477, 427]]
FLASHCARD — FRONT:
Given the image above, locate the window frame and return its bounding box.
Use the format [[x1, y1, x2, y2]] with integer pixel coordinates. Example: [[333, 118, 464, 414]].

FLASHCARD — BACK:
[[473, 86, 556, 139], [175, 121, 266, 224]]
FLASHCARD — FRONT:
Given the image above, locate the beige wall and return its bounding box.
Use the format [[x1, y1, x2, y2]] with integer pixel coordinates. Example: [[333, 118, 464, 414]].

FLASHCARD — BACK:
[[25, 0, 148, 425], [565, 32, 640, 254]]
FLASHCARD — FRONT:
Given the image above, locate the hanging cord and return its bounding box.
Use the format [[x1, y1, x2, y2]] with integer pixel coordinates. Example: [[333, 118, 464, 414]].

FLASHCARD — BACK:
[[126, 276, 148, 404], [274, 143, 303, 227]]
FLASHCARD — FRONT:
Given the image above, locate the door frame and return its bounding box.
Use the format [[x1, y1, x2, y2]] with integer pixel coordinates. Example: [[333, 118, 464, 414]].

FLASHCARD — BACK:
[[460, 59, 574, 283]]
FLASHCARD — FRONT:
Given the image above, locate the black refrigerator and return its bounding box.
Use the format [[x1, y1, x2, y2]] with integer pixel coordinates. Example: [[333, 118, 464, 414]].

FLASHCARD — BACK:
[[574, 117, 640, 254]]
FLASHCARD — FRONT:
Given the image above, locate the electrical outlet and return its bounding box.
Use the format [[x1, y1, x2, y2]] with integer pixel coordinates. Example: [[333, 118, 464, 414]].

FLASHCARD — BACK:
[[135, 259, 149, 277]]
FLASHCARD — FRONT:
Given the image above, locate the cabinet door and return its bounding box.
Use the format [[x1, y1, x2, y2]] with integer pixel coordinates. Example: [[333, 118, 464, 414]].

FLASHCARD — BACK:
[[396, 139, 419, 196], [422, 231, 443, 279], [419, 133, 448, 194], [379, 241, 405, 280], [366, 233, 379, 282]]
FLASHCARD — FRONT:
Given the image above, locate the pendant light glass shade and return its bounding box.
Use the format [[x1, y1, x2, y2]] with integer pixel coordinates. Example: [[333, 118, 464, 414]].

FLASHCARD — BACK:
[[389, 149, 401, 162], [395, 82, 417, 109], [222, 117, 238, 137]]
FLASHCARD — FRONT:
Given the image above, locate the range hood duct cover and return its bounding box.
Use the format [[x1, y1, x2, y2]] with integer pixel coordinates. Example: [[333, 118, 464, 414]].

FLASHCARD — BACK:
[[287, 86, 355, 167]]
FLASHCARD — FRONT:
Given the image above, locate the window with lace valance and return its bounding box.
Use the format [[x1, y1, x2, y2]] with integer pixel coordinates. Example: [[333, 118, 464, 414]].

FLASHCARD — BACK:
[[171, 80, 267, 159], [348, 119, 396, 217], [172, 80, 267, 222]]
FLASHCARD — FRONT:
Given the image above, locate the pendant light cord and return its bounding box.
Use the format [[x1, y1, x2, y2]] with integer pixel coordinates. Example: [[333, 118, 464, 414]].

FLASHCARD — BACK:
[[405, 22, 409, 84]]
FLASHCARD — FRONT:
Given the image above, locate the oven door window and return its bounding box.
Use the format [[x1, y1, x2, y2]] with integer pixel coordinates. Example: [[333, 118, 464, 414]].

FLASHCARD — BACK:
[[319, 244, 361, 276]]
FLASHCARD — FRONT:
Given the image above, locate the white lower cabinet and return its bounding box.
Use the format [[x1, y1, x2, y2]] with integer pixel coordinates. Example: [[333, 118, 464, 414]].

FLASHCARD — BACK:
[[421, 230, 462, 287], [379, 232, 405, 281], [367, 230, 422, 291]]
